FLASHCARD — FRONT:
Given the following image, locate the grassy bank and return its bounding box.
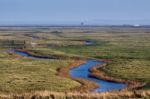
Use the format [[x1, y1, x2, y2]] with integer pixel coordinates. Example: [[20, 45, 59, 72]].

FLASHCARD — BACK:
[[102, 59, 150, 83], [101, 59, 150, 89]]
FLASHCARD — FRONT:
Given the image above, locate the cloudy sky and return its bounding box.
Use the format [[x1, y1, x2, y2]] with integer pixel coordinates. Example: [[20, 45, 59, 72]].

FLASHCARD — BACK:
[[0, 0, 150, 25]]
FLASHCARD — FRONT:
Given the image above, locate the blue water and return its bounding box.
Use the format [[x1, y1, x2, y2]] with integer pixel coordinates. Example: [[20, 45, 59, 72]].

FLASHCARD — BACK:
[[69, 60, 126, 92], [14, 50, 36, 59], [10, 49, 54, 59]]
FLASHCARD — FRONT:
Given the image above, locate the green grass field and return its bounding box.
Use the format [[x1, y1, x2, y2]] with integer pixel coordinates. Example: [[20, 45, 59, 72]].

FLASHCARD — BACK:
[[0, 26, 149, 93]]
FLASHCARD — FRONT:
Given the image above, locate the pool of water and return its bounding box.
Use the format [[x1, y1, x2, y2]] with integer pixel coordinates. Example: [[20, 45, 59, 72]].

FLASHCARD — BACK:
[[69, 60, 126, 92]]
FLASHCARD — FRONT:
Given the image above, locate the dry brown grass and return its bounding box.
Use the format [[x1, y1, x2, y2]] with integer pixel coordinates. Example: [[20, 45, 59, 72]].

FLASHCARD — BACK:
[[0, 90, 149, 99]]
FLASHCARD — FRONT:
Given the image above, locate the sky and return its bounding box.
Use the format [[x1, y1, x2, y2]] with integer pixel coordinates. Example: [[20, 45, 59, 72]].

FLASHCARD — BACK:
[[0, 0, 150, 25]]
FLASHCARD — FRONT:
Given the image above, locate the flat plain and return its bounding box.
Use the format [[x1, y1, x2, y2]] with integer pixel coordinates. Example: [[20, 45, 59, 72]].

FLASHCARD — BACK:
[[0, 26, 149, 98]]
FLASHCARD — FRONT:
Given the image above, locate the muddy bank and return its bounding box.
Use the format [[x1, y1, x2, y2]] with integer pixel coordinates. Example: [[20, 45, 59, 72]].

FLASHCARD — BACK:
[[69, 60, 125, 92], [57, 60, 98, 92]]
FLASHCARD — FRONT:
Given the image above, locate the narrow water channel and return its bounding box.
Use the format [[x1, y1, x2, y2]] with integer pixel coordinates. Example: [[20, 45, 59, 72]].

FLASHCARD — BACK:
[[10, 49, 56, 59], [69, 60, 126, 92], [11, 49, 126, 92]]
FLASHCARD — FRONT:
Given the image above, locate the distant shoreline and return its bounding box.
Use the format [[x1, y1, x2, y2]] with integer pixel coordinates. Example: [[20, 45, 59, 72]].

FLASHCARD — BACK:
[[0, 25, 150, 28]]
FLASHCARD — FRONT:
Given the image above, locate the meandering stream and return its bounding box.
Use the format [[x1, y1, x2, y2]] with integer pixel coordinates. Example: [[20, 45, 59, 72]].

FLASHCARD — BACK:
[[11, 49, 126, 92], [70, 60, 126, 92]]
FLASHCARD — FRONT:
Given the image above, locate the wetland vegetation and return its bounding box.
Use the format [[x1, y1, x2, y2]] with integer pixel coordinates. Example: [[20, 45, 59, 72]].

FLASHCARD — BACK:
[[0, 26, 149, 98]]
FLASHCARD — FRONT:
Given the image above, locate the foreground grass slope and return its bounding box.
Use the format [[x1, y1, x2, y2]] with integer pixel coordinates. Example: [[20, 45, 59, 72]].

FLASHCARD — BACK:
[[0, 50, 80, 93]]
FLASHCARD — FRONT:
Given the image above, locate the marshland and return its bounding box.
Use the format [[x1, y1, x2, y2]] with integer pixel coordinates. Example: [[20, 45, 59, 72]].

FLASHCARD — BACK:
[[0, 26, 149, 99]]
